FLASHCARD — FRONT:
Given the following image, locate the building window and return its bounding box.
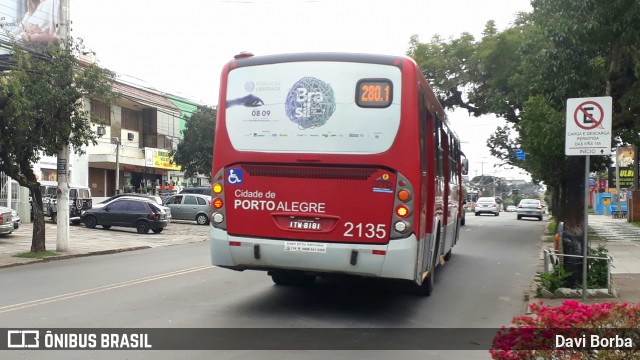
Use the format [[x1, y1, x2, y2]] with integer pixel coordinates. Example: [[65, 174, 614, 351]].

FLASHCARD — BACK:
[[122, 108, 140, 130], [91, 100, 111, 125]]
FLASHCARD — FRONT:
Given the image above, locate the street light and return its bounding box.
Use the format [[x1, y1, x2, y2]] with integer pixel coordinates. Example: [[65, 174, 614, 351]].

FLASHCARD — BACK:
[[112, 137, 121, 194]]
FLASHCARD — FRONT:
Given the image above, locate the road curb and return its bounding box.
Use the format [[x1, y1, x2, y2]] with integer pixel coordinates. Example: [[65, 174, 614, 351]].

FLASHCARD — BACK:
[[0, 246, 151, 269]]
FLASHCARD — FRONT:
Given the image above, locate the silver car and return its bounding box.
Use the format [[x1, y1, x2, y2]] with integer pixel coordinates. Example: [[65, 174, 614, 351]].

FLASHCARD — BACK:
[[517, 199, 544, 221], [0, 206, 14, 236], [163, 194, 211, 225], [475, 197, 499, 216]]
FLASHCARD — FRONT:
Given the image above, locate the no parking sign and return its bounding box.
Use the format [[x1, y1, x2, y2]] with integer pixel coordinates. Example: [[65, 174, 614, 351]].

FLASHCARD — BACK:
[[565, 97, 612, 156]]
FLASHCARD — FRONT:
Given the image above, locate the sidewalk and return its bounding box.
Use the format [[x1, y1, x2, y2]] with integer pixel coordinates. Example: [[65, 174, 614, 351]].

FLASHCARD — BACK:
[[531, 214, 640, 308], [0, 220, 209, 268]]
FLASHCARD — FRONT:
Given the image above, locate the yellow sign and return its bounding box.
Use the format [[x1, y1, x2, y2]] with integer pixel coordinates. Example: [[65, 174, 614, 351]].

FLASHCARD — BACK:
[[145, 148, 181, 171]]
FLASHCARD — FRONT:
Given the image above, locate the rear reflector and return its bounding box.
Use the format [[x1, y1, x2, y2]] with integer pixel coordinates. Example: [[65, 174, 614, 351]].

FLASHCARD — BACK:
[[372, 250, 386, 256], [229, 241, 241, 246]]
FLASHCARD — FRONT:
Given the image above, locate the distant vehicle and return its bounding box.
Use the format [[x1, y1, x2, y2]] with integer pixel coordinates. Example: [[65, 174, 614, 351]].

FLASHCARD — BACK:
[[180, 186, 211, 196], [81, 198, 169, 234], [0, 206, 14, 236], [42, 183, 92, 224], [517, 199, 544, 221], [475, 197, 499, 216], [506, 205, 517, 212], [163, 194, 211, 225]]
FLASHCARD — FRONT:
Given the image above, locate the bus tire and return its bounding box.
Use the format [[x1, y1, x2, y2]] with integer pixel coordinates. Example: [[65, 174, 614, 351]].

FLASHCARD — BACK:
[[413, 273, 434, 296], [444, 248, 452, 261]]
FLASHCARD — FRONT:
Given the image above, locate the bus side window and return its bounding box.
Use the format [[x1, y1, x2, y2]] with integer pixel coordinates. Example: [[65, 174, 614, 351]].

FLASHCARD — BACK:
[[434, 117, 444, 178], [419, 89, 427, 175]]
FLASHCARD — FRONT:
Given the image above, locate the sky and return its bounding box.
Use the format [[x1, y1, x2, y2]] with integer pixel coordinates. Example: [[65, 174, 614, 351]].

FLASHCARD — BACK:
[[68, 0, 533, 180]]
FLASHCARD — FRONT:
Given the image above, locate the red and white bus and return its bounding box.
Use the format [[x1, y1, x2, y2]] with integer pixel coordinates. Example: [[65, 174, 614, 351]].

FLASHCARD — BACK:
[[210, 52, 467, 295]]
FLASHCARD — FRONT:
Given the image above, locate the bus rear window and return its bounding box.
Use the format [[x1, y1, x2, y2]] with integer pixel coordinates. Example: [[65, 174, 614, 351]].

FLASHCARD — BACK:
[[225, 61, 401, 154]]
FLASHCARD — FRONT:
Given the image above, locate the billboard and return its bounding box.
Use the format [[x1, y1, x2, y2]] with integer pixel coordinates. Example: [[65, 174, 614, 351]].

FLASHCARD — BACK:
[[144, 148, 181, 171], [0, 0, 62, 54]]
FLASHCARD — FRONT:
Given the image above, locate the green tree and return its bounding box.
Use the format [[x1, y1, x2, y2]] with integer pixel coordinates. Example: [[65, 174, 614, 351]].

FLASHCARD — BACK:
[[407, 0, 640, 245], [0, 39, 115, 252], [170, 106, 216, 179]]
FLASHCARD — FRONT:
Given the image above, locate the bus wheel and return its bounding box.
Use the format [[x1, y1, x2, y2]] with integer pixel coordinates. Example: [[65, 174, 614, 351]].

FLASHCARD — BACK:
[[443, 249, 452, 261], [270, 271, 315, 286]]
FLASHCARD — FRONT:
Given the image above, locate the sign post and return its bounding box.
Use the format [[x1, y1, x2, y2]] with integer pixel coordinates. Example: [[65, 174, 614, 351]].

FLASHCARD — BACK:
[[565, 96, 612, 301]]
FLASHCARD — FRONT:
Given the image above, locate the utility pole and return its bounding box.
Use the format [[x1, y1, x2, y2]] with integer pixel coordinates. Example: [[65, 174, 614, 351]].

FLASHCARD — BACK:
[[114, 137, 121, 194], [56, 0, 71, 252]]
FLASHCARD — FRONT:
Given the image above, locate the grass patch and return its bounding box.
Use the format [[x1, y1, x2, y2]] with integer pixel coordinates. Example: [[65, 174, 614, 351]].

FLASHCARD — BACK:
[[543, 236, 554, 242], [631, 221, 640, 228], [15, 251, 59, 259]]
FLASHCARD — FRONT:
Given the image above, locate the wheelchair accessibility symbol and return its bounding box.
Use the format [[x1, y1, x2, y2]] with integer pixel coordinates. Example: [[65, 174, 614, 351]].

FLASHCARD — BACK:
[[227, 168, 243, 185]]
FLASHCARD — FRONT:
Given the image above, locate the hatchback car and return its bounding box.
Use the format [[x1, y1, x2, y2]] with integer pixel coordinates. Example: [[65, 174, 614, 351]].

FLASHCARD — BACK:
[[475, 197, 499, 216], [81, 198, 169, 234], [163, 193, 211, 225], [98, 193, 172, 221], [517, 199, 544, 221]]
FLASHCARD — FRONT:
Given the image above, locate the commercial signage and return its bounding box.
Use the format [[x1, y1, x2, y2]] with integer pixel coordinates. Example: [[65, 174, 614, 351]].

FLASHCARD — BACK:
[[0, 0, 62, 55], [144, 148, 180, 171], [608, 167, 634, 188]]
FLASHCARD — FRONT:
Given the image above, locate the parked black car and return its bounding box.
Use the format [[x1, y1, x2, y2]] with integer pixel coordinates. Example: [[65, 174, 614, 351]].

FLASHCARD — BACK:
[[98, 193, 172, 221], [81, 198, 168, 234]]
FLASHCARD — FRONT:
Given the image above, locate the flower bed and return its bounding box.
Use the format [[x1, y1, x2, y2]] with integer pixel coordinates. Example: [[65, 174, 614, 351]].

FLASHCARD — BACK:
[[491, 300, 640, 359]]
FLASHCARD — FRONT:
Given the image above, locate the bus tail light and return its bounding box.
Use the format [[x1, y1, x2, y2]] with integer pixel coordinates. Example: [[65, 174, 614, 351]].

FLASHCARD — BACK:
[[213, 198, 223, 209], [396, 205, 409, 217], [398, 189, 411, 202], [390, 171, 414, 240], [211, 168, 227, 230]]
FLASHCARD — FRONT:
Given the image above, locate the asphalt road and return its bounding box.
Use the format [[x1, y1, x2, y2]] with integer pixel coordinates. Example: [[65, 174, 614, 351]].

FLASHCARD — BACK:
[[0, 211, 546, 360]]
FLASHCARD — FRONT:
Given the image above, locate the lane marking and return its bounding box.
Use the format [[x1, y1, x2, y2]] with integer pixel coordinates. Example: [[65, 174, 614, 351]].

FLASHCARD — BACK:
[[0, 265, 214, 314]]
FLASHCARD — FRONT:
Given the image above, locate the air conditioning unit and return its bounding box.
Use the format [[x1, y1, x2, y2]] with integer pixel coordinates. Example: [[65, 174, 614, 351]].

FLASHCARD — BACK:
[[96, 126, 106, 137], [127, 132, 134, 141]]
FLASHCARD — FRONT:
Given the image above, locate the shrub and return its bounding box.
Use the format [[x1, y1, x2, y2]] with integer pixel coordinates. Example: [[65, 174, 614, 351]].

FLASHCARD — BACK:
[[535, 265, 572, 296], [490, 300, 640, 359]]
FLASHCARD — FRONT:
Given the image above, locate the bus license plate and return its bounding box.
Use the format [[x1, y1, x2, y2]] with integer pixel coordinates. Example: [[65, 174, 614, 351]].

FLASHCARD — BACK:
[[288, 218, 321, 231]]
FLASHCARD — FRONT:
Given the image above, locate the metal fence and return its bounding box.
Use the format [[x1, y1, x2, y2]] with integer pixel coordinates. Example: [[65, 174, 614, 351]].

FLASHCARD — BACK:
[[543, 248, 613, 291], [0, 172, 25, 211]]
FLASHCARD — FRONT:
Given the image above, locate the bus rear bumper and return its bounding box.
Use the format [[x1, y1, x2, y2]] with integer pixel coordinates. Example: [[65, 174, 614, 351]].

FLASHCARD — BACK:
[[210, 227, 417, 281]]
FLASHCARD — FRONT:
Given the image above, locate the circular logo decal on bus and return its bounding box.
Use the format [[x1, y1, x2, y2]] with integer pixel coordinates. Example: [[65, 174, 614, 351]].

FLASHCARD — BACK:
[[285, 77, 336, 129]]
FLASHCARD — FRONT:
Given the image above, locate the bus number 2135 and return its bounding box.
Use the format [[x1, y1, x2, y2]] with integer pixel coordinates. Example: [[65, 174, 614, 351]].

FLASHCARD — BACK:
[[343, 222, 387, 239]]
